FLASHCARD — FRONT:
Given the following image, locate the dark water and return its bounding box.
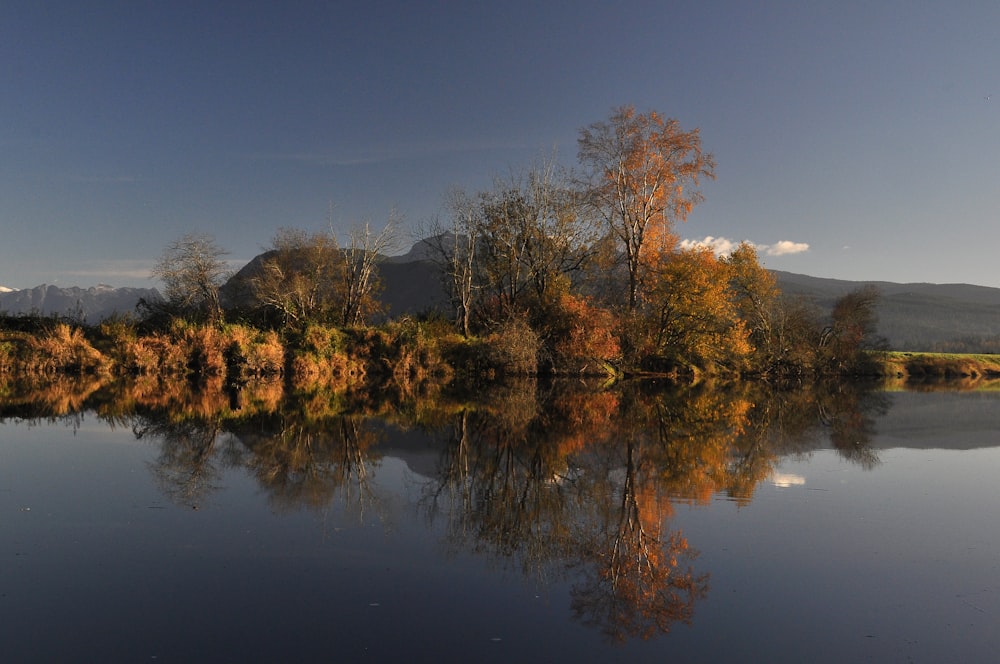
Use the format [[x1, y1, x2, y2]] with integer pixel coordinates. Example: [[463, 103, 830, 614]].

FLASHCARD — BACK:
[[2, 383, 999, 662]]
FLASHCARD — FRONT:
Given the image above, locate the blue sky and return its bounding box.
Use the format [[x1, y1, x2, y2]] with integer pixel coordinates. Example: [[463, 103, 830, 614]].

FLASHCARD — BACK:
[[3, 1, 999, 289]]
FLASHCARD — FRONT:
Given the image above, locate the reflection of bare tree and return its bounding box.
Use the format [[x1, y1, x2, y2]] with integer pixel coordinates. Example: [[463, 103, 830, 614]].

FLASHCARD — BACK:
[[134, 417, 225, 508], [242, 415, 383, 516], [817, 383, 889, 469], [428, 404, 575, 580]]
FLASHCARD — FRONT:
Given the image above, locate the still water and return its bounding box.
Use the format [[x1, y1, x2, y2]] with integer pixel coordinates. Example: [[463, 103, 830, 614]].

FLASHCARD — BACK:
[[1, 381, 999, 662]]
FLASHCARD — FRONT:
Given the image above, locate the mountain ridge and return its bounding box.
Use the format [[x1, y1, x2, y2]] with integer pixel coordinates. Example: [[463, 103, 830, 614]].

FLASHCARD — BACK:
[[0, 284, 161, 324]]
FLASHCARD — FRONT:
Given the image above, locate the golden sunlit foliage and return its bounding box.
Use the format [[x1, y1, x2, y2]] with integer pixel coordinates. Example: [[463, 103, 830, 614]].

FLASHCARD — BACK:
[[643, 247, 751, 373]]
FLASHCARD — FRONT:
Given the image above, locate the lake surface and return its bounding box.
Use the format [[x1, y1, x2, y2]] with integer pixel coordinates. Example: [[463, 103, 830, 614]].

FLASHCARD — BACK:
[[2, 382, 1000, 662]]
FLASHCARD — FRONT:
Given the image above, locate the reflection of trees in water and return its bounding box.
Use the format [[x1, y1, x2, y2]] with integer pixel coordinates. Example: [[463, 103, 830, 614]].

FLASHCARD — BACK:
[[131, 401, 384, 516], [241, 415, 383, 517], [134, 416, 235, 508], [817, 382, 889, 469], [6, 374, 890, 642], [423, 383, 722, 642], [427, 400, 578, 581], [0, 374, 106, 423], [570, 433, 709, 643], [423, 379, 888, 642]]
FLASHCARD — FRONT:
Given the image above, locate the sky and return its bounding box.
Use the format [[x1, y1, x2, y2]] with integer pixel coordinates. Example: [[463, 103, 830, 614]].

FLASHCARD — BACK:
[[3, 0, 1000, 290]]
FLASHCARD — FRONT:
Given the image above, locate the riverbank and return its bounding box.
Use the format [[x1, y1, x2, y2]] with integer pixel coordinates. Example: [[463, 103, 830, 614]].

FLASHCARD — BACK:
[[877, 351, 1000, 388]]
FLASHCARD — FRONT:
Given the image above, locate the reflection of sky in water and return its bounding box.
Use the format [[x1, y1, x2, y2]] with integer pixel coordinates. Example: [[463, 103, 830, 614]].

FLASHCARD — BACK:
[[3, 391, 1000, 662], [770, 473, 806, 487]]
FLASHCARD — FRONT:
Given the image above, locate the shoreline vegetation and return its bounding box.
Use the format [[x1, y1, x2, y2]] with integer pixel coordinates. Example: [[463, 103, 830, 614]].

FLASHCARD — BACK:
[[2, 314, 998, 392], [6, 106, 995, 391], [879, 351, 1000, 389]]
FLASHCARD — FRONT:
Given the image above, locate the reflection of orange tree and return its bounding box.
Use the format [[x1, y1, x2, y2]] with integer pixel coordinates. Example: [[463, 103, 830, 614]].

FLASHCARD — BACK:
[[426, 382, 718, 642], [570, 426, 708, 643], [620, 383, 755, 504]]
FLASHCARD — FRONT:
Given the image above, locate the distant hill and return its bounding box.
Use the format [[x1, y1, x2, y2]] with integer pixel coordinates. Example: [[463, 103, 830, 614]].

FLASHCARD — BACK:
[[0, 284, 161, 324], [221, 247, 449, 320], [773, 272, 1000, 351]]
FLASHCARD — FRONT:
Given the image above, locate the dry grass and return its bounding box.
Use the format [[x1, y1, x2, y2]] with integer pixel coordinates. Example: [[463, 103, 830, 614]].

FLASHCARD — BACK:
[[22, 324, 109, 374], [879, 351, 1000, 390]]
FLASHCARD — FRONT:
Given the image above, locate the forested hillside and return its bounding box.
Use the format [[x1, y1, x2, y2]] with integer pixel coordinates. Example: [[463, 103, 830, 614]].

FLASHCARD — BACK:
[[773, 272, 1000, 351]]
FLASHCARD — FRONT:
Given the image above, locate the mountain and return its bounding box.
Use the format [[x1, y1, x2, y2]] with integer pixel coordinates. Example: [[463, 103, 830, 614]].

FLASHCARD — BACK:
[[222, 245, 450, 320], [227, 242, 1000, 351], [0, 284, 161, 324]]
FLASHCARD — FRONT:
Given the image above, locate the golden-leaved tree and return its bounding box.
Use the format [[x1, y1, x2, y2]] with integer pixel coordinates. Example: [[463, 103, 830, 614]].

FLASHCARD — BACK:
[[578, 106, 716, 310], [643, 246, 751, 371]]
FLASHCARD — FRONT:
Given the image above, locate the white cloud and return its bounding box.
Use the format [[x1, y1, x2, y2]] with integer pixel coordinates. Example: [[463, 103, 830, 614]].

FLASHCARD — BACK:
[[679, 236, 810, 257], [765, 240, 810, 256], [678, 236, 739, 256]]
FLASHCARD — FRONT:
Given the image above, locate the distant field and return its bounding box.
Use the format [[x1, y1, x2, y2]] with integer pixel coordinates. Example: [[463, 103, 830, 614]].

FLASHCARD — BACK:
[[878, 351, 1000, 385]]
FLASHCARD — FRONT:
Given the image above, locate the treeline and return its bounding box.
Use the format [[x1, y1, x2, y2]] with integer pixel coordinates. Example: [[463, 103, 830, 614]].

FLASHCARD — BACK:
[[1, 106, 883, 382]]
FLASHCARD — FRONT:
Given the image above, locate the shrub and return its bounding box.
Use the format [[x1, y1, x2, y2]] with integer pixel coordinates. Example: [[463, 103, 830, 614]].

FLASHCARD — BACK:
[[544, 293, 620, 374], [483, 318, 540, 376]]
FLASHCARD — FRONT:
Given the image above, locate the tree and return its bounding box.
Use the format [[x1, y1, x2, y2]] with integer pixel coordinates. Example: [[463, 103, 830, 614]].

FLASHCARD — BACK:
[[425, 158, 597, 335], [423, 189, 481, 337], [151, 232, 229, 323], [339, 214, 398, 327], [248, 227, 344, 329], [578, 106, 715, 310], [643, 246, 750, 370], [722, 242, 780, 366], [477, 158, 595, 314], [820, 285, 882, 374]]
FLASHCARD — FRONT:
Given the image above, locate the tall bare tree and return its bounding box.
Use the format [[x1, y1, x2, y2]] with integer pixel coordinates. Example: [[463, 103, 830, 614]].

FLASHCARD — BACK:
[[425, 158, 594, 335], [423, 189, 480, 336], [476, 158, 595, 317], [578, 106, 715, 310], [340, 213, 398, 327]]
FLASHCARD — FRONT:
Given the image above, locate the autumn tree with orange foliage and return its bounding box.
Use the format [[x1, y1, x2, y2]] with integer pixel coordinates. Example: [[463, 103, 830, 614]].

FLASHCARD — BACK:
[[642, 246, 751, 372], [578, 106, 716, 311], [722, 242, 780, 367]]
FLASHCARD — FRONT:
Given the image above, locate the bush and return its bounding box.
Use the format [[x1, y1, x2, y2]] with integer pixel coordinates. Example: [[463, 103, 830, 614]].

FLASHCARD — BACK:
[[544, 293, 620, 374], [484, 318, 540, 376]]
